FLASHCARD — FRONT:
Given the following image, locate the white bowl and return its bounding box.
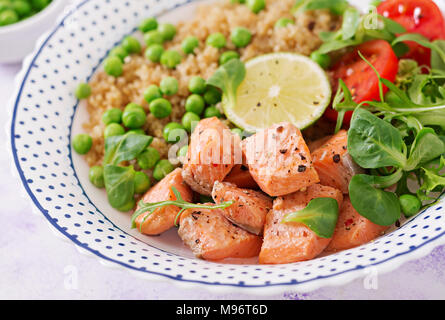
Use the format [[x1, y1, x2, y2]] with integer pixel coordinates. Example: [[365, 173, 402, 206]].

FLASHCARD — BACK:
[[0, 0, 66, 64], [7, 0, 445, 295]]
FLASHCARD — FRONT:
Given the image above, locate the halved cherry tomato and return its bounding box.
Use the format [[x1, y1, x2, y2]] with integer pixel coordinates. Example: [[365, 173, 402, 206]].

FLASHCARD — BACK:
[[325, 39, 399, 124], [377, 0, 445, 66]]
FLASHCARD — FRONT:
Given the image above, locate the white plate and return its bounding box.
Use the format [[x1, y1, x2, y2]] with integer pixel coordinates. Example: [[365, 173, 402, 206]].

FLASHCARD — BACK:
[[8, 0, 445, 294]]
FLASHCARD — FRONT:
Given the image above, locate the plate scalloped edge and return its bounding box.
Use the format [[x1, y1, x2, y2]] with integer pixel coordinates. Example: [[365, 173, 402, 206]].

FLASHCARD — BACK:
[[5, 0, 445, 296]]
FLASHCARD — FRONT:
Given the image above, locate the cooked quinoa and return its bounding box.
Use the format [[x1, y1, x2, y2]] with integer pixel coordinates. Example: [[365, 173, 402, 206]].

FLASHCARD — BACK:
[[83, 0, 341, 168]]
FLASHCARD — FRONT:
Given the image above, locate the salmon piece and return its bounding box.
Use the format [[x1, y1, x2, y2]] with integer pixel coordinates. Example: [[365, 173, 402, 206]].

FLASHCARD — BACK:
[[182, 117, 242, 196], [259, 184, 343, 264], [134, 168, 193, 236], [178, 206, 262, 261], [311, 130, 363, 194], [224, 164, 259, 189], [326, 196, 388, 252], [212, 181, 273, 235], [242, 122, 319, 197]]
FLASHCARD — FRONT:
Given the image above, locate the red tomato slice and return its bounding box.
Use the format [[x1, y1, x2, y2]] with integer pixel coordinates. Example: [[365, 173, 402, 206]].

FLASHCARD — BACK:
[[325, 39, 399, 124], [377, 0, 445, 66]]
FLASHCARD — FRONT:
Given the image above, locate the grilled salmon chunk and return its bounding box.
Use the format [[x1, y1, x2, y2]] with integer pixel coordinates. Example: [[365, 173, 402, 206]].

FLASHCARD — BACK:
[[212, 181, 273, 235], [134, 168, 193, 235], [178, 207, 262, 261], [259, 184, 343, 264], [242, 122, 319, 197], [311, 130, 363, 194], [326, 196, 388, 252], [182, 117, 242, 196]]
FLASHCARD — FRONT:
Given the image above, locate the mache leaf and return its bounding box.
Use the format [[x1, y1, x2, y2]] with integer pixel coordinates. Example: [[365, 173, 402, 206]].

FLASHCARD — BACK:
[[104, 165, 135, 209], [207, 59, 246, 111], [282, 197, 340, 238]]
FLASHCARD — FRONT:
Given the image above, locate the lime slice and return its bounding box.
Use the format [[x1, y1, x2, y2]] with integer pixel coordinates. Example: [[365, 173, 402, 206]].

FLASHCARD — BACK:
[[224, 53, 332, 132]]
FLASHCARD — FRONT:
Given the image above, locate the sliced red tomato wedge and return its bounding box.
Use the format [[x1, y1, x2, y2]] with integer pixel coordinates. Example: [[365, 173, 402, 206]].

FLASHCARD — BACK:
[[377, 0, 445, 66], [325, 39, 399, 124]]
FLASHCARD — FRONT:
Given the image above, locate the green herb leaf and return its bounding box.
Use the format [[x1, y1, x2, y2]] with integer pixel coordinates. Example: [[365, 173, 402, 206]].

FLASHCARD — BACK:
[[207, 59, 246, 112], [405, 128, 445, 171], [349, 174, 401, 226], [104, 165, 135, 209], [341, 7, 361, 40], [281, 197, 340, 238], [348, 108, 407, 169], [316, 39, 359, 55], [431, 40, 445, 71], [380, 16, 406, 34], [104, 133, 153, 165]]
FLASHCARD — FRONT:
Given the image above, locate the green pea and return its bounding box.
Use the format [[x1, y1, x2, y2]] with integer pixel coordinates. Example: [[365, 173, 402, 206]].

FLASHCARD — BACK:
[[145, 44, 164, 63], [139, 17, 158, 33], [188, 76, 206, 94], [399, 194, 422, 217], [204, 106, 222, 118], [72, 134, 93, 155], [12, 1, 31, 17], [160, 77, 179, 96], [134, 171, 151, 194], [231, 0, 246, 3], [231, 128, 244, 139], [122, 36, 142, 54], [160, 50, 182, 69], [109, 46, 128, 62], [124, 102, 145, 113], [158, 23, 176, 41], [182, 36, 199, 54], [117, 198, 135, 212], [182, 112, 201, 132], [104, 56, 123, 77], [75, 83, 91, 100], [0, 9, 18, 26], [219, 51, 240, 65], [102, 108, 123, 125], [144, 85, 162, 103], [122, 108, 146, 129], [275, 18, 294, 28], [204, 86, 222, 105], [153, 160, 174, 181], [231, 27, 252, 48], [163, 122, 187, 143], [310, 52, 331, 69], [206, 33, 226, 49], [177, 145, 189, 158], [31, 0, 50, 10], [247, 0, 265, 14], [149, 98, 172, 119], [185, 94, 205, 115], [144, 30, 164, 46], [127, 128, 146, 135], [89, 165, 105, 188], [104, 123, 125, 138], [137, 147, 160, 170]]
